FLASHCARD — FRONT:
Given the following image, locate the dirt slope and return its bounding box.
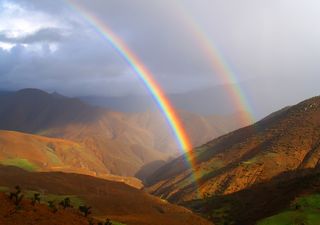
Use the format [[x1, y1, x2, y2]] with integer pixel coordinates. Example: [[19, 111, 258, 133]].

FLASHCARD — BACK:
[[0, 130, 142, 188], [0, 166, 213, 225], [0, 192, 89, 225]]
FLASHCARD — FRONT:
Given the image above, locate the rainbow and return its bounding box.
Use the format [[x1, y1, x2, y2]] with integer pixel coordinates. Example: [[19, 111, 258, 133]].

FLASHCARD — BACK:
[[64, 1, 255, 198], [64, 1, 197, 169], [174, 2, 255, 124]]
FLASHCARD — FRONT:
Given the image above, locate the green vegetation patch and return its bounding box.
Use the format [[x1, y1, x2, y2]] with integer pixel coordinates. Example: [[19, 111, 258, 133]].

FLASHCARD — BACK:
[[45, 150, 62, 165], [110, 221, 126, 225], [0, 186, 9, 192], [25, 190, 85, 208], [0, 158, 38, 171], [257, 194, 320, 225]]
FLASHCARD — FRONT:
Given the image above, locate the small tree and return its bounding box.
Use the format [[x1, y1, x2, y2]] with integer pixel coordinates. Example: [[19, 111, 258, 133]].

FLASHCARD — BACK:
[[31, 193, 41, 206], [9, 185, 24, 208], [47, 200, 58, 213], [59, 197, 72, 209], [79, 205, 92, 217]]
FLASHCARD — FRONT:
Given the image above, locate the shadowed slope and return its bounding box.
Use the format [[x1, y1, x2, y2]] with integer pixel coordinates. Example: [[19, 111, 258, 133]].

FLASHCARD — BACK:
[[0, 166, 213, 225], [0, 192, 89, 225]]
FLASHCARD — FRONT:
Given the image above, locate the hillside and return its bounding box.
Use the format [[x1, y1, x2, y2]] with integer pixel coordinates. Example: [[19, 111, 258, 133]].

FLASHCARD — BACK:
[[0, 166, 213, 225], [189, 168, 320, 225], [0, 191, 89, 225], [0, 89, 248, 177], [0, 130, 142, 188], [147, 96, 320, 203]]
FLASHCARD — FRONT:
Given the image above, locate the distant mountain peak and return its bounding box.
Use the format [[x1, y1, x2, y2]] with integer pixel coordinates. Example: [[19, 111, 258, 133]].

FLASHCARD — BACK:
[[16, 88, 51, 97], [51, 91, 67, 99]]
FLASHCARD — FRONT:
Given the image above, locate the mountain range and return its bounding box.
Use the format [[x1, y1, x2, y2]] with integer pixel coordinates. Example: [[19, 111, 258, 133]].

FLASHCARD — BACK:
[[0, 88, 248, 179]]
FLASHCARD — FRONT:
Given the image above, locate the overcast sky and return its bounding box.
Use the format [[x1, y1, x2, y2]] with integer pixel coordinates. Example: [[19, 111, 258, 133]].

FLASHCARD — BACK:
[[0, 0, 319, 114]]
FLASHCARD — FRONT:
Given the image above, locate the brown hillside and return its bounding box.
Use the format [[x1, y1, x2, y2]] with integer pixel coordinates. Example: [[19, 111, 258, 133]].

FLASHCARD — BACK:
[[0, 166, 213, 225], [0, 89, 248, 177], [148, 96, 320, 202], [190, 169, 320, 225], [0, 192, 88, 225], [0, 130, 142, 189]]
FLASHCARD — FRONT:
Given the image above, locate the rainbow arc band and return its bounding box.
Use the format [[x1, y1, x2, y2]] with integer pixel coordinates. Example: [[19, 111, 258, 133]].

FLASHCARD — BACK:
[[65, 0, 196, 169]]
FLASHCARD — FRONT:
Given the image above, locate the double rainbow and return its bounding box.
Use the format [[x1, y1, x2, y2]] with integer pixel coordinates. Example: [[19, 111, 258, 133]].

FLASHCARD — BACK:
[[65, 1, 254, 195]]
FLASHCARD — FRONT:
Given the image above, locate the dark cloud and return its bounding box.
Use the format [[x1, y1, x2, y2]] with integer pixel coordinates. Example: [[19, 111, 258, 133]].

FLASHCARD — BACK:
[[0, 0, 318, 114]]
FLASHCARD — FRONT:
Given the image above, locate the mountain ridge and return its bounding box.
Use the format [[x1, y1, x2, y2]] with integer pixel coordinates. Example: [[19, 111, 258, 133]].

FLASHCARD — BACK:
[[147, 95, 320, 203], [0, 88, 249, 177]]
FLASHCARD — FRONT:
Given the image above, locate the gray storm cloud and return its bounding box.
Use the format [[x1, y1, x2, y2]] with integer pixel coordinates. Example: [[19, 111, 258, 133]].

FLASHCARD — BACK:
[[0, 0, 318, 116]]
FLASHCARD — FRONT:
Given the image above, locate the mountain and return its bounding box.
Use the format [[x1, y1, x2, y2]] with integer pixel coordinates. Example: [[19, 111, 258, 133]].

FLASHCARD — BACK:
[[80, 85, 235, 115], [0, 88, 248, 177], [147, 96, 320, 203], [0, 165, 213, 225]]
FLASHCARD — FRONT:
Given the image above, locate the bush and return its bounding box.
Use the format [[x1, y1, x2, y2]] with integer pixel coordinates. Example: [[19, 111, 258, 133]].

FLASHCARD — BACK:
[[9, 185, 24, 208], [79, 205, 92, 217]]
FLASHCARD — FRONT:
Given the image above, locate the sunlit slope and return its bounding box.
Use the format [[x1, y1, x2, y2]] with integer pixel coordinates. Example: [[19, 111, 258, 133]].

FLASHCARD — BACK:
[[148, 96, 320, 202], [0, 130, 142, 188], [0, 129, 107, 174]]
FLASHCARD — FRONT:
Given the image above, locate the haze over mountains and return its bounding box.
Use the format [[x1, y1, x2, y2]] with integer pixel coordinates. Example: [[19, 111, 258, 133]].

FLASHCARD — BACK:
[[0, 88, 248, 178], [80, 78, 319, 120]]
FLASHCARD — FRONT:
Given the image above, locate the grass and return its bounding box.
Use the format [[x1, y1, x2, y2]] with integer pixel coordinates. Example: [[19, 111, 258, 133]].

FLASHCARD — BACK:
[[0, 186, 9, 192], [25, 191, 85, 208], [257, 194, 320, 225], [110, 221, 126, 225], [45, 150, 62, 165], [0, 158, 38, 171], [0, 185, 85, 208]]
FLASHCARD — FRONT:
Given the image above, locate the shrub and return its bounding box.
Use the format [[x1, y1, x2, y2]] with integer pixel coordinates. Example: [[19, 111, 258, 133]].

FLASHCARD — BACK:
[[59, 197, 73, 209], [79, 205, 92, 217], [31, 193, 41, 206], [9, 185, 24, 208], [47, 200, 58, 213]]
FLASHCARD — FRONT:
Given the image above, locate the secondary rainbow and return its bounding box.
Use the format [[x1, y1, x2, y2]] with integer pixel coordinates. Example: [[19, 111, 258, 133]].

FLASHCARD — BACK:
[[65, 0, 197, 168], [174, 2, 255, 124]]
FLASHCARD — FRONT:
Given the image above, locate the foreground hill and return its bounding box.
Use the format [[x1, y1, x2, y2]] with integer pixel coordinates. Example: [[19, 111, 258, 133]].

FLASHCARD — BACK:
[[0, 88, 248, 177], [0, 192, 89, 225], [0, 166, 213, 225], [147, 96, 320, 202]]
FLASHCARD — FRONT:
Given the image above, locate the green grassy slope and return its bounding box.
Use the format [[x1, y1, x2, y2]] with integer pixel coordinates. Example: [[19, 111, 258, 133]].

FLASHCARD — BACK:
[[257, 194, 320, 225]]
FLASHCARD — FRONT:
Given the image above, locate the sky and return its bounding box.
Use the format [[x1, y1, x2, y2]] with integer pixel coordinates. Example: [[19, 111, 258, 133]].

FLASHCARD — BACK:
[[0, 0, 319, 117]]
